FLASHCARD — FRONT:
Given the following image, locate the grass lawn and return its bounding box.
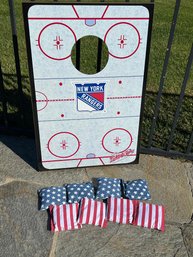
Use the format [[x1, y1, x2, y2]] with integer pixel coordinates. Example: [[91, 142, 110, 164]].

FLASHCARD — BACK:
[[0, 0, 193, 153]]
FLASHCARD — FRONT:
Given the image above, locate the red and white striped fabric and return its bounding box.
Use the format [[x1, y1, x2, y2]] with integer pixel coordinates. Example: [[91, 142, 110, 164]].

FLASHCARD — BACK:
[[78, 198, 107, 228], [49, 203, 82, 232], [134, 202, 165, 232], [107, 197, 137, 224]]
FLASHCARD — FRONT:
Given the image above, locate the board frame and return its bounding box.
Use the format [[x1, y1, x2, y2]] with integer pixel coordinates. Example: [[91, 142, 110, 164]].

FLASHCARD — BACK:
[[23, 1, 154, 171]]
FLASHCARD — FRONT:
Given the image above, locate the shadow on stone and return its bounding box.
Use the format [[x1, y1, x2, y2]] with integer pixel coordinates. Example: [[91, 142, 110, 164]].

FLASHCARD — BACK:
[[0, 135, 37, 169], [47, 209, 52, 231]]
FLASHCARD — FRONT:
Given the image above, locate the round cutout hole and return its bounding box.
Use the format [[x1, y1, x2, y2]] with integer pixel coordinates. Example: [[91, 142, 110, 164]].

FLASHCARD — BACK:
[[71, 35, 109, 75]]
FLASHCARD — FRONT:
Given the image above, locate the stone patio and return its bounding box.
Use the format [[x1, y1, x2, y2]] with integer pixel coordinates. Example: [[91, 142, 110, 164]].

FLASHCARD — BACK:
[[0, 135, 193, 257]]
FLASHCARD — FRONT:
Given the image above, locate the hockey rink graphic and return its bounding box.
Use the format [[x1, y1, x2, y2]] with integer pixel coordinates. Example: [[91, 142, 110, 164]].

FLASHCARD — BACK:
[[24, 3, 153, 169]]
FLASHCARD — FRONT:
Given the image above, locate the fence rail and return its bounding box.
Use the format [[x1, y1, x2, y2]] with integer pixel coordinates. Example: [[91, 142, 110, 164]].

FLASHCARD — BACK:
[[0, 0, 193, 161]]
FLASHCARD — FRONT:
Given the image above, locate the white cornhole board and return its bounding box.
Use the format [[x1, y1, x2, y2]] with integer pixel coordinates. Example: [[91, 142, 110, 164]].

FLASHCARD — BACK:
[[23, 3, 153, 170]]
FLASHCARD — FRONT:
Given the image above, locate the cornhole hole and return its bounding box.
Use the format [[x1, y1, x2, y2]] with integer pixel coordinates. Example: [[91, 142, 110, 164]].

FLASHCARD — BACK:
[[23, 3, 153, 170]]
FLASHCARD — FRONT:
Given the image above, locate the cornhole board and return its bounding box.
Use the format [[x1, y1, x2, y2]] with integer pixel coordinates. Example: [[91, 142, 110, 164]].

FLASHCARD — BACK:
[[23, 2, 154, 170]]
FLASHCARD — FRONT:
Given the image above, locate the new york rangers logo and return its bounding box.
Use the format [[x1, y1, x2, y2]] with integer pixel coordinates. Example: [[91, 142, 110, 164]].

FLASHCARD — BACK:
[[75, 83, 105, 112]]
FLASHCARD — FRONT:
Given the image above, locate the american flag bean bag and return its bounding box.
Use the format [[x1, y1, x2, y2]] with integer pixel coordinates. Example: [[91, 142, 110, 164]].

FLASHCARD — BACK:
[[107, 197, 138, 224], [78, 198, 108, 228], [134, 202, 165, 232], [49, 203, 82, 231]]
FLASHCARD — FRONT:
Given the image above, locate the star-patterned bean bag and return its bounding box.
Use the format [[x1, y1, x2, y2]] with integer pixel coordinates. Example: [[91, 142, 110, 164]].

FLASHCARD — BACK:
[[66, 182, 95, 203], [96, 177, 122, 200], [124, 179, 151, 200], [38, 186, 67, 210]]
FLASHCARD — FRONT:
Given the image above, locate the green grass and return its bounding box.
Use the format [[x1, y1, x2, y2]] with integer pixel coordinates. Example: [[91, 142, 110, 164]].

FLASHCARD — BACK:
[[71, 36, 109, 74], [0, 0, 193, 153]]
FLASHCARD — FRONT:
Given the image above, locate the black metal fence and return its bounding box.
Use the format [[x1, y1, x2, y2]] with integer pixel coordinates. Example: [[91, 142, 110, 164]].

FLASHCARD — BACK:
[[0, 0, 193, 161]]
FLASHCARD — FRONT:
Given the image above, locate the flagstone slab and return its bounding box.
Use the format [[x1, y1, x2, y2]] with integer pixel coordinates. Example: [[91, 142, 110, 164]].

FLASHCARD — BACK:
[[86, 155, 193, 224], [0, 181, 53, 257], [55, 223, 188, 257]]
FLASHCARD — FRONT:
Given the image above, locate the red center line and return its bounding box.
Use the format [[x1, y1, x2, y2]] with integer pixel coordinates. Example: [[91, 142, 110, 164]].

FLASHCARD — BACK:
[[107, 96, 142, 100], [36, 96, 141, 102], [36, 99, 75, 102]]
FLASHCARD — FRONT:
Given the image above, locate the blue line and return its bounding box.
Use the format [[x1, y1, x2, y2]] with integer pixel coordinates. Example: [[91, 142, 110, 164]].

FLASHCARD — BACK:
[[39, 115, 140, 122], [34, 75, 144, 80]]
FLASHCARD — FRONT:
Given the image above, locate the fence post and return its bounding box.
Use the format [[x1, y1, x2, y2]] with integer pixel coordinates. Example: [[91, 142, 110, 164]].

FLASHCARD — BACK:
[[166, 45, 193, 151], [147, 0, 181, 148], [8, 0, 25, 122], [75, 0, 81, 70]]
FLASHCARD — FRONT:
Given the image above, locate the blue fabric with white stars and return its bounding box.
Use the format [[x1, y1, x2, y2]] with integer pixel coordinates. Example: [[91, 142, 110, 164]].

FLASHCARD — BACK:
[[124, 179, 151, 200], [38, 186, 67, 210], [66, 182, 95, 203], [96, 177, 122, 200]]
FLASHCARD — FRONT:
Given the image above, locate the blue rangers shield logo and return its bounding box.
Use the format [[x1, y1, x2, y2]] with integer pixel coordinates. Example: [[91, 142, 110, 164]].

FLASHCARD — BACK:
[[75, 83, 105, 112]]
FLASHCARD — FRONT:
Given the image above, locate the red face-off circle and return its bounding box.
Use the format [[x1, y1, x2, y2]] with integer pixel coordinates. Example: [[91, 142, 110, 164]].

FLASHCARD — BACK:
[[104, 22, 141, 59], [102, 128, 133, 154], [47, 132, 80, 158], [38, 22, 77, 61]]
